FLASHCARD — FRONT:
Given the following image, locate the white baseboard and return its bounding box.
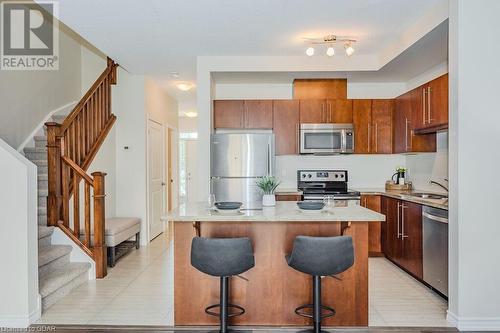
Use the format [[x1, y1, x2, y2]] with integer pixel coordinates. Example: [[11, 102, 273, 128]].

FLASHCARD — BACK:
[[447, 310, 500, 331], [0, 295, 41, 328]]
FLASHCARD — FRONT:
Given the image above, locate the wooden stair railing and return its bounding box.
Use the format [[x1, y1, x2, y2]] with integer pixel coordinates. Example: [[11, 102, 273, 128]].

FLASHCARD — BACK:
[[45, 58, 118, 278]]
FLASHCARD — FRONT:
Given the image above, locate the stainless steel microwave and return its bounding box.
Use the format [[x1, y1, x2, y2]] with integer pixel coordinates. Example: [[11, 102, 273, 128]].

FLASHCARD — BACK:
[[300, 123, 354, 154]]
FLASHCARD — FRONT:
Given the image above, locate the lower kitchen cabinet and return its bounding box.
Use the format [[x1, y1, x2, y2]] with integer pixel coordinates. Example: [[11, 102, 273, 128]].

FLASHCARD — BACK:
[[382, 197, 423, 279], [275, 194, 302, 201], [361, 195, 383, 256]]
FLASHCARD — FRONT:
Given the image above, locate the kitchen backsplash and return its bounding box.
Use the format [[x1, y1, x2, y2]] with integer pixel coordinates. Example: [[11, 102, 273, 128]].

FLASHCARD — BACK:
[[276, 154, 406, 189], [275, 131, 448, 192]]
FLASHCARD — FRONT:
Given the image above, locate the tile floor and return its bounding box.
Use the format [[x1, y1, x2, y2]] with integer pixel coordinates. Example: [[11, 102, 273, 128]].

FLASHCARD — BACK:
[[38, 228, 449, 327]]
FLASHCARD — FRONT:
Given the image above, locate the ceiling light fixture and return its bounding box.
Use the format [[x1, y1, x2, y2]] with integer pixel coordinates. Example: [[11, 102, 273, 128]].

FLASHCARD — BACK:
[[176, 82, 193, 91], [326, 46, 335, 57], [184, 111, 198, 118], [169, 71, 180, 78], [303, 34, 357, 57], [344, 42, 355, 57]]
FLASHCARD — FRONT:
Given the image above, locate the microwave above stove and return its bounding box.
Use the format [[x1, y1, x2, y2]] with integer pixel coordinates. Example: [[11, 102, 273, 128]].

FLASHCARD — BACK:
[[300, 123, 354, 154]]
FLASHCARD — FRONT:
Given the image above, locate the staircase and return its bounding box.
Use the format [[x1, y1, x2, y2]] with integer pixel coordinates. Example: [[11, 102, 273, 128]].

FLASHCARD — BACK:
[[25, 123, 91, 311], [23, 58, 118, 311]]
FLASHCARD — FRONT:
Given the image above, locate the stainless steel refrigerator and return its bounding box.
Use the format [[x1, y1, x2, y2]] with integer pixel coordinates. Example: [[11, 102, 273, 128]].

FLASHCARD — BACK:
[[210, 133, 275, 209]]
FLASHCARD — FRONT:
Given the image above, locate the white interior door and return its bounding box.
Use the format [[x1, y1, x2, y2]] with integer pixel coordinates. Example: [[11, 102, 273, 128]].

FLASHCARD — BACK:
[[148, 119, 165, 241], [185, 140, 198, 203]]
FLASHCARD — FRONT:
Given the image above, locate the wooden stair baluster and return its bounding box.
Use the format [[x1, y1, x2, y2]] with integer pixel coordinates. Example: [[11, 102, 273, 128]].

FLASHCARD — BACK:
[[44, 58, 118, 278]]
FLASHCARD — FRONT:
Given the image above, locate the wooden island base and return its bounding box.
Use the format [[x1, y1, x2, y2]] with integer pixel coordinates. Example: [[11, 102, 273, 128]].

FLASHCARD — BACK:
[[174, 221, 368, 327]]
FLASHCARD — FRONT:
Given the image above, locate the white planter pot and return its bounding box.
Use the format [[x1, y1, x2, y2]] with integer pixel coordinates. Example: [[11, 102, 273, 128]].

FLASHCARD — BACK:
[[262, 194, 276, 207]]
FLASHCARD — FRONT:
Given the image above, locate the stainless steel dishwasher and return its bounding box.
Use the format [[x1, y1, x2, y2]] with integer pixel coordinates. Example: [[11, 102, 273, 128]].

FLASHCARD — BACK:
[[422, 206, 448, 297]]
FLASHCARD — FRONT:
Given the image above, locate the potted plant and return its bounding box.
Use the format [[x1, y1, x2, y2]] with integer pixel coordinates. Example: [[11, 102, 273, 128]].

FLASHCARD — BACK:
[[256, 176, 280, 207]]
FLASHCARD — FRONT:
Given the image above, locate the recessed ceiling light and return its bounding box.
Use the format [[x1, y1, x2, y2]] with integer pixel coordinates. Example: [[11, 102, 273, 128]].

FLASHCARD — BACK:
[[176, 82, 193, 91], [326, 46, 335, 57], [306, 47, 315, 56], [184, 111, 198, 118]]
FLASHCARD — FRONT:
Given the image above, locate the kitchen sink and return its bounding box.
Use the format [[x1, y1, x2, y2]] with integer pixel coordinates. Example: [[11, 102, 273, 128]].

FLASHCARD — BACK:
[[408, 192, 448, 200]]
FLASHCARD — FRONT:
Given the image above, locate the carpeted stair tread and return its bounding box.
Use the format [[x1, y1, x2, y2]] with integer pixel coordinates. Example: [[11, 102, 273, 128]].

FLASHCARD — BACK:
[[38, 245, 72, 267], [23, 147, 47, 153], [38, 226, 54, 239], [39, 262, 90, 298]]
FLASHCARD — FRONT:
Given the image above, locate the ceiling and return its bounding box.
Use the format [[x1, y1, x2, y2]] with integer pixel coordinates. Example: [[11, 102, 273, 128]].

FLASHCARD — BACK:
[[52, 0, 447, 113], [213, 20, 449, 84]]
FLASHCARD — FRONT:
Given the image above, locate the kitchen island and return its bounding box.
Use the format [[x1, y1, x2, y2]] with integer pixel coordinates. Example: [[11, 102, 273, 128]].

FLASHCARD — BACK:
[[168, 202, 385, 327]]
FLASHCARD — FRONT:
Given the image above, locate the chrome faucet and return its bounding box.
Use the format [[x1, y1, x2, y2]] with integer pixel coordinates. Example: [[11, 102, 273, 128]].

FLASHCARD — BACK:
[[430, 179, 449, 192]]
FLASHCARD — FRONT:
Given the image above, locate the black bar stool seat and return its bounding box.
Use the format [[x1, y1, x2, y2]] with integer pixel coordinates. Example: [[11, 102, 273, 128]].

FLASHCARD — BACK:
[[191, 236, 255, 333], [286, 235, 354, 333]]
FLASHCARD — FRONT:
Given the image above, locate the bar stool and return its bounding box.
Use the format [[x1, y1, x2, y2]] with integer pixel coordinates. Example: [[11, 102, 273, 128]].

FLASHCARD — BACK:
[[286, 235, 354, 333], [191, 236, 255, 333]]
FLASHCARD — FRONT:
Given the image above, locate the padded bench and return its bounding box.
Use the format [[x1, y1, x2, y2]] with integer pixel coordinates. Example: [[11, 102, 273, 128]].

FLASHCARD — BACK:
[[81, 217, 141, 267]]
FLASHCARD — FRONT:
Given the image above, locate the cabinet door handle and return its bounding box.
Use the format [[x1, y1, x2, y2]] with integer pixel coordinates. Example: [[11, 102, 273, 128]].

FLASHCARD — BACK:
[[422, 88, 426, 125], [367, 123, 371, 153], [397, 202, 401, 238], [296, 122, 299, 154], [327, 102, 331, 123], [401, 204, 409, 239], [374, 123, 378, 153], [404, 118, 409, 150], [427, 87, 432, 124]]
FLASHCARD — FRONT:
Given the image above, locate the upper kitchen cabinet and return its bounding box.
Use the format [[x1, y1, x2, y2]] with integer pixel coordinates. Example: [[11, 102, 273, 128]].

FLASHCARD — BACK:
[[353, 99, 392, 154], [413, 74, 449, 132], [293, 79, 347, 99], [244, 100, 273, 129], [273, 100, 300, 155], [371, 99, 393, 154], [299, 99, 327, 123], [393, 92, 436, 153], [327, 99, 353, 123], [214, 100, 245, 128], [213, 100, 273, 129]]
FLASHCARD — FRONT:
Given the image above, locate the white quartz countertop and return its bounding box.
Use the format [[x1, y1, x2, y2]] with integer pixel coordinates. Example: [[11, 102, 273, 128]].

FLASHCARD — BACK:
[[166, 201, 385, 222], [354, 188, 448, 210]]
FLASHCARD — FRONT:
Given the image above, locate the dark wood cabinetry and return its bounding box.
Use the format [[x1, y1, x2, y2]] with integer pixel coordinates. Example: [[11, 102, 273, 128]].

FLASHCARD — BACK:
[[327, 99, 353, 123], [413, 74, 448, 132], [214, 100, 245, 128], [394, 92, 436, 153], [353, 100, 393, 154], [275, 194, 302, 201], [299, 99, 326, 123], [382, 197, 423, 279], [214, 100, 273, 129], [361, 195, 383, 256], [244, 100, 273, 128], [273, 100, 300, 155]]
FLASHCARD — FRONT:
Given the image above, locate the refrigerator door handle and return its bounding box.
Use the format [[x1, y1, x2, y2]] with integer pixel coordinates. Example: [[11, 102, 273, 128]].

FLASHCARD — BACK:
[[267, 143, 272, 176]]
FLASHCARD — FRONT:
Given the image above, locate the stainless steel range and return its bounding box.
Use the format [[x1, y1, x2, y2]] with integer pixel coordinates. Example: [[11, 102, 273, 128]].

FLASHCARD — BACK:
[[297, 170, 360, 206]]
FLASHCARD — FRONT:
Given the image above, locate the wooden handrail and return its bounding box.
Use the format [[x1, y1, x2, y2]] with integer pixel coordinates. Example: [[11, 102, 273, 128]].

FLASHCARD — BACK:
[[46, 58, 117, 278]]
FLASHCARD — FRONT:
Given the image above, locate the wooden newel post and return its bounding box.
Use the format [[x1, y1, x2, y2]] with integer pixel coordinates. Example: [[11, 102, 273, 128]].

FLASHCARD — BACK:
[[92, 171, 107, 278], [45, 122, 62, 226]]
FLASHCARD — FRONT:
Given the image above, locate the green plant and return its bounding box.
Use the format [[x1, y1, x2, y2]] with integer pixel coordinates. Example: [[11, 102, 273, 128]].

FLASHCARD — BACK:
[[256, 176, 280, 195], [396, 167, 407, 173]]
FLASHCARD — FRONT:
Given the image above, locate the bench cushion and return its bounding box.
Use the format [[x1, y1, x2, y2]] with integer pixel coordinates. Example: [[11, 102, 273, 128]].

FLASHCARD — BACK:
[[80, 217, 141, 247]]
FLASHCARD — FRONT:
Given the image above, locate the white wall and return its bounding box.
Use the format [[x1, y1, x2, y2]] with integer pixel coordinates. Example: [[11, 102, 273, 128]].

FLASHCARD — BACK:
[[0, 21, 82, 148], [113, 69, 148, 244], [215, 83, 292, 99], [0, 140, 39, 327], [406, 132, 448, 192], [347, 82, 406, 99], [448, 1, 500, 330], [277, 154, 405, 189], [179, 117, 198, 133]]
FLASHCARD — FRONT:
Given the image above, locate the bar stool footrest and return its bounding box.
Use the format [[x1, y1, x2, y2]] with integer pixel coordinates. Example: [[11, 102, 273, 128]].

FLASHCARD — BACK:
[[205, 303, 245, 318], [294, 304, 336, 319]]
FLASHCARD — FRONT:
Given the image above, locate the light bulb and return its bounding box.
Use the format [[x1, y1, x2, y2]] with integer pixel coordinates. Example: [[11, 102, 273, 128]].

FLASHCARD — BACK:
[[306, 47, 315, 56], [326, 46, 335, 57], [345, 43, 355, 57], [184, 111, 198, 118], [176, 82, 193, 91]]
